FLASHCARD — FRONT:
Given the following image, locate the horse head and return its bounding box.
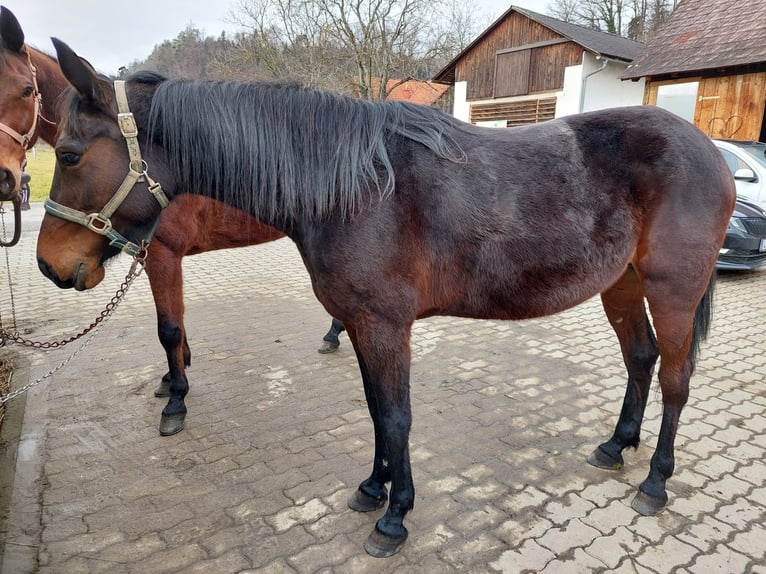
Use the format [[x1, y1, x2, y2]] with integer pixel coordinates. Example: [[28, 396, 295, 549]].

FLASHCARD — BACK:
[[0, 6, 41, 201], [37, 39, 169, 290]]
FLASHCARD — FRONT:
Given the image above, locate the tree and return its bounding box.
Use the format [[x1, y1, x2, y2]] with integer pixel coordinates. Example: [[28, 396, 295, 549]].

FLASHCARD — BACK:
[[229, 0, 480, 99], [547, 0, 676, 40], [133, 27, 234, 80]]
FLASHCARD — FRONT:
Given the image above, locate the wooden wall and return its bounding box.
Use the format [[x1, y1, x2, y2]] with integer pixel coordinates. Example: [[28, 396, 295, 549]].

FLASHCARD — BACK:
[[456, 12, 584, 101], [645, 71, 766, 140]]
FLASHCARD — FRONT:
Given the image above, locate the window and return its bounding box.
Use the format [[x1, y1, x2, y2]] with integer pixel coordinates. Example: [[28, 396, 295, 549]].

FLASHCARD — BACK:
[[718, 148, 750, 175], [655, 82, 699, 122]]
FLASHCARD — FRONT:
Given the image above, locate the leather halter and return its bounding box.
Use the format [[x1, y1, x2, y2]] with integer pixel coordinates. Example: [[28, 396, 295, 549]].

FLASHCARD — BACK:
[[44, 80, 170, 257], [0, 47, 41, 150]]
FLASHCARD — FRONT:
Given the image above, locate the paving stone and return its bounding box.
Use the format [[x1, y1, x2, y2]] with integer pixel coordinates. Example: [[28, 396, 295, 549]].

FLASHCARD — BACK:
[[2, 207, 765, 573], [489, 539, 557, 573], [537, 518, 602, 555], [630, 536, 698, 573], [583, 525, 649, 569], [688, 543, 751, 573]]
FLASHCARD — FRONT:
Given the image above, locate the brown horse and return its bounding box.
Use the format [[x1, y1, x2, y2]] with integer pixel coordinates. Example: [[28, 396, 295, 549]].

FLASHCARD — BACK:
[[38, 39, 735, 557], [0, 5, 46, 245], [0, 7, 339, 437]]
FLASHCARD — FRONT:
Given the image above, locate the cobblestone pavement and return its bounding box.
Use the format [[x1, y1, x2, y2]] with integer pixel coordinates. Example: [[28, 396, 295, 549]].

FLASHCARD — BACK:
[[1, 203, 765, 573]]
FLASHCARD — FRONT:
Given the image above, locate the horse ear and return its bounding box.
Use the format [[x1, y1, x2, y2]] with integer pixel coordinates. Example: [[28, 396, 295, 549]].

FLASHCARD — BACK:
[[51, 37, 109, 104], [0, 6, 25, 53]]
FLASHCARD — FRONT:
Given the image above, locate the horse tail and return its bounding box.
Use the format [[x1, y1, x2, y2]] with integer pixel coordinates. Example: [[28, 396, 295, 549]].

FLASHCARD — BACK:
[[690, 272, 716, 364]]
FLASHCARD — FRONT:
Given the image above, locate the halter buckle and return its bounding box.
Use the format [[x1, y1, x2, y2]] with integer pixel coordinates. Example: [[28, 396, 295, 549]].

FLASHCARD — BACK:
[[117, 112, 138, 138], [85, 212, 113, 235]]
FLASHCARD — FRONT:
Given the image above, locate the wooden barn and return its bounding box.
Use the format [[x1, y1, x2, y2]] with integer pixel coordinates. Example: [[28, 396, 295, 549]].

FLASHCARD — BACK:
[[622, 0, 766, 142], [433, 6, 645, 126]]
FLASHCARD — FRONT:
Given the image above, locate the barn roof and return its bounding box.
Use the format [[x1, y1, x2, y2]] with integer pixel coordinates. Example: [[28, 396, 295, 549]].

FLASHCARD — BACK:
[[622, 0, 766, 80], [433, 5, 643, 83]]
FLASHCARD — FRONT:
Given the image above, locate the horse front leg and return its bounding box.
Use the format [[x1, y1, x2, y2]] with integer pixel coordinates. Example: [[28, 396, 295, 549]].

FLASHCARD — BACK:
[[589, 269, 658, 470], [146, 244, 189, 436], [345, 321, 414, 558]]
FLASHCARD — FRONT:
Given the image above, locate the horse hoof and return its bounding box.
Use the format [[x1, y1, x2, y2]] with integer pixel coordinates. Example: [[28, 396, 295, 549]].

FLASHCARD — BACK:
[[364, 527, 407, 558], [318, 341, 340, 354], [631, 490, 667, 516], [348, 488, 387, 512], [586, 447, 624, 470], [159, 413, 186, 436], [154, 380, 171, 397]]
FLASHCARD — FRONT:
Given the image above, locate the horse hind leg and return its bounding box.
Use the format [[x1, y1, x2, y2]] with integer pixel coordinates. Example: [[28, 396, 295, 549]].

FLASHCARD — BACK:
[[631, 272, 715, 515], [589, 267, 658, 470]]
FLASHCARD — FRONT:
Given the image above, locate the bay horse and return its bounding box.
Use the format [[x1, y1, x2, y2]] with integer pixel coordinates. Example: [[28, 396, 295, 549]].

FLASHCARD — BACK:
[[0, 6, 341, 436], [37, 38, 735, 557], [0, 5, 44, 244]]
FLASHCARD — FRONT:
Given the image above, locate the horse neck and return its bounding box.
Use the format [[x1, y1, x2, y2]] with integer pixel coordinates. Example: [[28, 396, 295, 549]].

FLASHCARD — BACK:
[[28, 47, 67, 146]]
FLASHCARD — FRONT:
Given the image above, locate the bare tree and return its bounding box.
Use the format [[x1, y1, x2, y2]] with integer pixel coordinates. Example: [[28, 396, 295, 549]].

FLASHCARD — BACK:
[[547, 0, 675, 39], [230, 0, 479, 99]]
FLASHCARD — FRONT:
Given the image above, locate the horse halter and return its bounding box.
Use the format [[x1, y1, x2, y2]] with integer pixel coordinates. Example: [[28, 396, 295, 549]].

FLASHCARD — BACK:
[[45, 80, 170, 257], [0, 47, 41, 150]]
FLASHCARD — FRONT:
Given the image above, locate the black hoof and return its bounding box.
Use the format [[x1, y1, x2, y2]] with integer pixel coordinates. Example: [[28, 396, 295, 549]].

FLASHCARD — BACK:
[[586, 446, 624, 470], [364, 526, 407, 558], [159, 413, 186, 436], [154, 379, 171, 398], [318, 340, 340, 354], [348, 488, 387, 512], [631, 489, 667, 516]]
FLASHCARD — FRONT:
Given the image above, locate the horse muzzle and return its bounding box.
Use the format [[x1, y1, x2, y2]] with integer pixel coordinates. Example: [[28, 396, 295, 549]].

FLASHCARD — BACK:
[[37, 258, 97, 291]]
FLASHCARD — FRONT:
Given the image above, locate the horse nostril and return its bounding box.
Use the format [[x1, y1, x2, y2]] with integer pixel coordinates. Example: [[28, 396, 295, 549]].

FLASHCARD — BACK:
[[37, 257, 55, 281], [0, 168, 15, 200]]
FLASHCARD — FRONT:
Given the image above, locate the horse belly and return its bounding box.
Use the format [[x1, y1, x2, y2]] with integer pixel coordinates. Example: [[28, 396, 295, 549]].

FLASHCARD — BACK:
[[433, 241, 633, 321]]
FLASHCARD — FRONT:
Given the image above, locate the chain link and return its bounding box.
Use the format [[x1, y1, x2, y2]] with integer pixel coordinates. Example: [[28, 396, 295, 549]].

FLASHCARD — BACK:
[[0, 246, 148, 404]]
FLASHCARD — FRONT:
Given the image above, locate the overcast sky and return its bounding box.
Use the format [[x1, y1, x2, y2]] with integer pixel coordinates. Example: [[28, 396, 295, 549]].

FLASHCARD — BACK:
[[7, 0, 552, 76]]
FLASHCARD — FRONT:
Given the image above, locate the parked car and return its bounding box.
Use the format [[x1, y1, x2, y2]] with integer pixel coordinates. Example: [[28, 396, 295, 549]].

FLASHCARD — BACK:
[[718, 196, 766, 270], [711, 140, 766, 270], [713, 139, 766, 208]]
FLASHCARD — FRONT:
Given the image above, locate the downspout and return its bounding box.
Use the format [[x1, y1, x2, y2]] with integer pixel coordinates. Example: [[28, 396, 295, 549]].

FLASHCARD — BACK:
[[579, 54, 609, 113]]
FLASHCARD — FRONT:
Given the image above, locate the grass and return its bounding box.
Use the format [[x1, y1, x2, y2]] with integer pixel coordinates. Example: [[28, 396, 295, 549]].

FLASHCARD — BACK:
[[24, 144, 56, 202]]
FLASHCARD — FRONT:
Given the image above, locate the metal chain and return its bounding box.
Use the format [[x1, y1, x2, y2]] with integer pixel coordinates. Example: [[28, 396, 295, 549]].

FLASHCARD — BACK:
[[2, 250, 147, 349], [1, 212, 16, 330], [0, 247, 148, 405], [0, 313, 105, 405]]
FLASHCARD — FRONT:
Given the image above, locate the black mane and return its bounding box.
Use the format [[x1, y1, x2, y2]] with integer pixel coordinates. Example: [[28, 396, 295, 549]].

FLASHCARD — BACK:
[[145, 78, 467, 221]]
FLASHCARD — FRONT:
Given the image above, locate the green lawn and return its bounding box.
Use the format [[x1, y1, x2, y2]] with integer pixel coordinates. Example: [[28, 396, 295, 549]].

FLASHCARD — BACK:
[[24, 144, 56, 202]]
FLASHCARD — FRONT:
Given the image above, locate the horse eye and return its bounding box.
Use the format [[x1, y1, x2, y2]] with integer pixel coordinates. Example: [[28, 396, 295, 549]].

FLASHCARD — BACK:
[[58, 151, 81, 167], [21, 86, 34, 98]]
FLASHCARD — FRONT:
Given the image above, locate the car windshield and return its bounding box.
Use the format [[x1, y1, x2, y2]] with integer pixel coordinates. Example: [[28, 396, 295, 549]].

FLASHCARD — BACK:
[[738, 143, 766, 169]]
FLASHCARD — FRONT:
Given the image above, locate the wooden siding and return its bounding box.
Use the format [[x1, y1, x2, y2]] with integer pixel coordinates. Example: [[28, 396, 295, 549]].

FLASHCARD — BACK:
[[495, 50, 531, 97], [645, 71, 766, 140], [470, 98, 557, 126], [529, 42, 583, 93], [456, 12, 584, 101]]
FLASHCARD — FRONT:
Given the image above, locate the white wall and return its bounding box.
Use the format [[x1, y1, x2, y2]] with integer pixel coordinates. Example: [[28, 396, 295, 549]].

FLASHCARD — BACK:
[[579, 54, 645, 113], [453, 81, 470, 123]]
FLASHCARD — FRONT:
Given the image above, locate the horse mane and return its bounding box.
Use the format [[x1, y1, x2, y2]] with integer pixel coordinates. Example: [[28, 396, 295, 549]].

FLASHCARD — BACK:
[[145, 78, 467, 221]]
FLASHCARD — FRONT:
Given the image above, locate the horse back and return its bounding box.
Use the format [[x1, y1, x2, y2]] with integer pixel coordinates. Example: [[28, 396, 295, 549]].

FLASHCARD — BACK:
[[303, 107, 735, 323]]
